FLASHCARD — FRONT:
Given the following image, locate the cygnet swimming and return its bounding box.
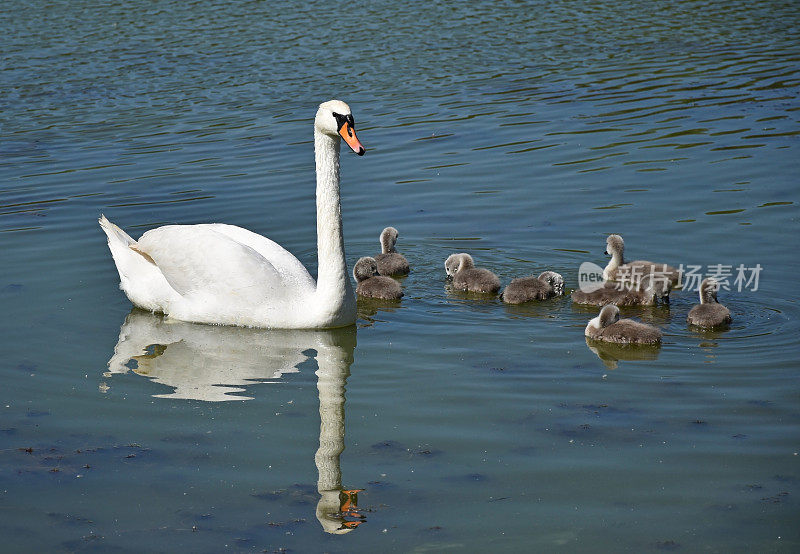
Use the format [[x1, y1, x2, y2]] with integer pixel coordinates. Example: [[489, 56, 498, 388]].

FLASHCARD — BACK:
[[353, 257, 403, 300], [572, 274, 671, 306], [445, 253, 501, 294], [585, 304, 663, 344], [687, 277, 732, 328], [374, 227, 410, 276], [501, 270, 564, 304], [603, 234, 680, 287]]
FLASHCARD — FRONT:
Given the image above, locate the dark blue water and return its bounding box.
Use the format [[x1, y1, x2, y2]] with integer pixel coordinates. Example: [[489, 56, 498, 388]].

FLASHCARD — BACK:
[[1, 1, 799, 551]]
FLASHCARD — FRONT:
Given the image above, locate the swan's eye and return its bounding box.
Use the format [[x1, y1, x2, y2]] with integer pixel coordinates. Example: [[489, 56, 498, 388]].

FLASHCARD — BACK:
[[332, 112, 356, 134], [332, 112, 347, 129]]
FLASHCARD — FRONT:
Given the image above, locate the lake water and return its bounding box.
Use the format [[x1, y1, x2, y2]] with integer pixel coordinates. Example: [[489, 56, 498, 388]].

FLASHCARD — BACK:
[[1, 1, 799, 551]]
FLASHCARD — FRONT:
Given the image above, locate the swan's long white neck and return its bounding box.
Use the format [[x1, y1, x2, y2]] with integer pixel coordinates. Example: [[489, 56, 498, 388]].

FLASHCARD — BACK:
[[313, 129, 355, 323]]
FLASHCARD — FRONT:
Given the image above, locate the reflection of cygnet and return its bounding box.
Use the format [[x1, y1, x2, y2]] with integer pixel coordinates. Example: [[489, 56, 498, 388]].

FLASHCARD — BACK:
[[603, 234, 680, 286], [687, 278, 732, 328], [502, 270, 564, 304], [585, 337, 661, 370], [374, 227, 410, 276], [445, 253, 501, 294], [585, 304, 663, 344], [572, 274, 671, 306], [353, 257, 403, 300]]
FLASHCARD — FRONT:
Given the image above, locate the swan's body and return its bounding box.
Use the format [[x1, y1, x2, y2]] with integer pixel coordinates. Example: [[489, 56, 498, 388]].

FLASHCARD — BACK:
[[585, 304, 662, 344], [445, 253, 501, 294], [353, 257, 403, 300], [687, 278, 732, 328], [603, 234, 680, 286], [100, 100, 365, 329], [501, 271, 564, 304], [572, 274, 671, 306], [374, 227, 409, 276]]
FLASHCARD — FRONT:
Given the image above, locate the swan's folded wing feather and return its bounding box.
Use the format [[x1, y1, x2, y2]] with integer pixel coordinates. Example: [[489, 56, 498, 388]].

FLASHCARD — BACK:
[[137, 225, 292, 304], [206, 224, 315, 289]]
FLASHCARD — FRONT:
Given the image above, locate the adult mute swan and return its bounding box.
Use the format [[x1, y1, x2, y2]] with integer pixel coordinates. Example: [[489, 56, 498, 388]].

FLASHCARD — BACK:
[[100, 99, 365, 329]]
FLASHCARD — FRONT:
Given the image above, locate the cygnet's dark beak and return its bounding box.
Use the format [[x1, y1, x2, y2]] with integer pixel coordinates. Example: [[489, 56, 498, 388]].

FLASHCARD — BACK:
[[604, 249, 609, 256]]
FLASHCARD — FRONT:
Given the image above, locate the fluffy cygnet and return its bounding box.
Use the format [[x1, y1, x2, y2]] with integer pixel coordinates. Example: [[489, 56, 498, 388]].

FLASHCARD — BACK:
[[603, 234, 680, 286], [353, 257, 403, 300], [572, 274, 671, 306], [501, 270, 564, 304], [374, 227, 410, 276], [687, 277, 732, 328], [445, 253, 501, 294], [585, 304, 663, 344]]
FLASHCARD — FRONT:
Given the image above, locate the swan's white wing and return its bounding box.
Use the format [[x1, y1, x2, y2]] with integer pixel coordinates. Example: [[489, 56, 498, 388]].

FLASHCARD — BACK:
[[137, 225, 311, 306], [205, 224, 315, 289]]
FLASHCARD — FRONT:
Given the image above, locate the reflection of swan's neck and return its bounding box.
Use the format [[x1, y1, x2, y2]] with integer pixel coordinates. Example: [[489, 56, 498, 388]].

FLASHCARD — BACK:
[[314, 345, 349, 493], [314, 342, 355, 534], [314, 129, 355, 318]]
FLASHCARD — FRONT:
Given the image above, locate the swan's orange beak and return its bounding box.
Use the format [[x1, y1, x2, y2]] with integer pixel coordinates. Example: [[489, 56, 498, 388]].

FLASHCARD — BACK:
[[339, 122, 365, 156]]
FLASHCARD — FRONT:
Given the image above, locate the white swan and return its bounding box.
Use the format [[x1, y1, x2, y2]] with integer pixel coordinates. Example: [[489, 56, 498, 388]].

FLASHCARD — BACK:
[[99, 100, 365, 329]]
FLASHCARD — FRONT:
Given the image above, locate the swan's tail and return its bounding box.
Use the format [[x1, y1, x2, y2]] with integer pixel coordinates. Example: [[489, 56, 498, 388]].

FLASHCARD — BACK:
[[99, 215, 171, 311], [99, 214, 157, 265], [99, 214, 135, 246], [99, 214, 143, 280]]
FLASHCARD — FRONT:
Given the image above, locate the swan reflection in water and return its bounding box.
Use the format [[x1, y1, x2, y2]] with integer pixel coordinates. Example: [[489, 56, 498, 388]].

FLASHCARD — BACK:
[[585, 337, 661, 370], [105, 310, 365, 533]]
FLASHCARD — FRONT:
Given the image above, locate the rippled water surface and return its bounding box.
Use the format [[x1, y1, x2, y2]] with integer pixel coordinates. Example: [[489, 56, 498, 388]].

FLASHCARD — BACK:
[[2, 1, 799, 551]]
